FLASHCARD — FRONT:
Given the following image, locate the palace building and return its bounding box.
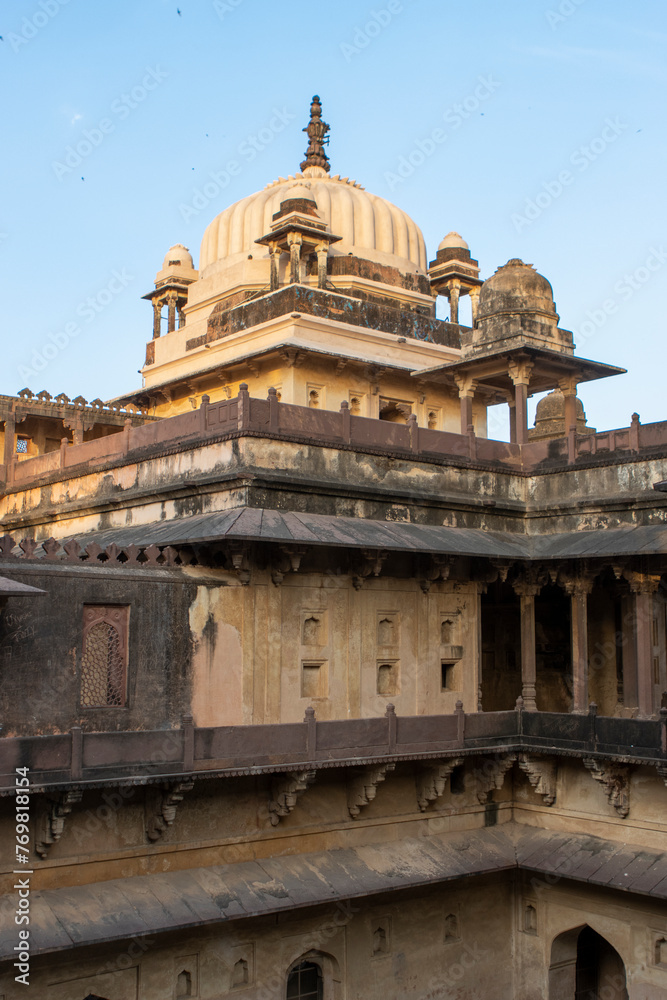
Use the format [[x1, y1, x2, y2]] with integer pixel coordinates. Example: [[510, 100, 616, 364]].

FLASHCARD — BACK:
[[0, 96, 666, 999]]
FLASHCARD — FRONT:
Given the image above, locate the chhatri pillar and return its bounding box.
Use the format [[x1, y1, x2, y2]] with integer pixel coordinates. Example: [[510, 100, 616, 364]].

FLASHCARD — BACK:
[[508, 359, 534, 445], [454, 374, 478, 436], [558, 375, 580, 434]]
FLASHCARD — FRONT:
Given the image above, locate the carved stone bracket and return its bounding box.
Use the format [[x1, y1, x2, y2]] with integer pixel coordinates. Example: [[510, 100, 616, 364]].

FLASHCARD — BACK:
[[352, 549, 388, 588], [268, 770, 316, 826], [518, 754, 557, 806], [416, 758, 463, 811], [146, 779, 195, 842], [476, 754, 516, 804], [36, 790, 82, 859], [583, 758, 630, 818], [348, 764, 395, 818]]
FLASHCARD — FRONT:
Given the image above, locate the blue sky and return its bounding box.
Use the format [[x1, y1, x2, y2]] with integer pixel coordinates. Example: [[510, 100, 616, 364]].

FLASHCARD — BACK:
[[1, 0, 665, 435]]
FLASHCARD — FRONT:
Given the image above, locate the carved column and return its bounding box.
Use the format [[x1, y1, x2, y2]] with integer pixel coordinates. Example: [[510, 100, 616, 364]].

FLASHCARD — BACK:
[[563, 575, 594, 713], [3, 414, 15, 468], [269, 244, 281, 292], [469, 285, 480, 323], [288, 233, 303, 284], [513, 579, 541, 711], [316, 242, 328, 289], [446, 279, 462, 324], [508, 360, 534, 445], [167, 292, 177, 333], [629, 574, 661, 717], [558, 376, 579, 435], [152, 299, 161, 339], [454, 374, 478, 436], [177, 306, 185, 329]]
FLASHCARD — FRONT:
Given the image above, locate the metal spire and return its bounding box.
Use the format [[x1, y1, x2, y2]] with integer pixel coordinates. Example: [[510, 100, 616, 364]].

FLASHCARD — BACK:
[[300, 95, 330, 173]]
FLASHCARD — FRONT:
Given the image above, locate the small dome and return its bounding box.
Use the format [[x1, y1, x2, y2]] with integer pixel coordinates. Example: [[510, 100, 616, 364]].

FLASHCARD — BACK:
[[438, 231, 469, 251], [163, 244, 194, 270], [280, 181, 317, 205], [535, 388, 585, 421], [477, 259, 557, 320]]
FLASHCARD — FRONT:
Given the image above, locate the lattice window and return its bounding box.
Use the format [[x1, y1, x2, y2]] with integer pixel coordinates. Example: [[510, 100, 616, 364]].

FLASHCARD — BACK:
[[16, 438, 28, 454], [286, 962, 323, 1000], [80, 606, 129, 708]]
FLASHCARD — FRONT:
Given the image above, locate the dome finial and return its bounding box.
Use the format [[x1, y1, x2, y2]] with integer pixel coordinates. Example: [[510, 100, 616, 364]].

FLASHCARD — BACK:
[[300, 95, 330, 174]]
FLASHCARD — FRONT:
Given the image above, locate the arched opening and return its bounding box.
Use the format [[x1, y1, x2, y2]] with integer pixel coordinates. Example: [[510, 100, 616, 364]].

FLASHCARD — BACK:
[[286, 961, 323, 1000], [549, 925, 628, 1000]]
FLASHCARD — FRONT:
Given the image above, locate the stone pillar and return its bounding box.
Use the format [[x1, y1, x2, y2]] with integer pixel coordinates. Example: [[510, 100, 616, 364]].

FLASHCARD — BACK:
[[288, 233, 302, 284], [559, 376, 579, 435], [630, 575, 661, 717], [508, 360, 534, 445], [177, 307, 185, 330], [167, 293, 177, 333], [513, 580, 540, 711], [454, 375, 478, 437], [619, 594, 638, 710], [446, 279, 461, 324], [269, 245, 281, 292], [3, 415, 15, 469], [564, 577, 594, 713], [469, 285, 480, 323], [152, 300, 161, 339], [316, 242, 328, 289]]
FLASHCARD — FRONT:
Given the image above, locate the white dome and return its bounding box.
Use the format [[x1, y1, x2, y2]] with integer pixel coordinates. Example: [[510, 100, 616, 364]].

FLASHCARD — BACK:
[[280, 181, 317, 204], [438, 231, 469, 251], [163, 244, 194, 270], [200, 173, 427, 273]]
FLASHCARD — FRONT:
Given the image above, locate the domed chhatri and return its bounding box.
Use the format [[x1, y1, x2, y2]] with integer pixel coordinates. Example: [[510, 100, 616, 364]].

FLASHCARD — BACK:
[[162, 244, 195, 272], [438, 231, 469, 252], [477, 259, 557, 321], [462, 258, 574, 359], [528, 388, 596, 441], [428, 231, 481, 325]]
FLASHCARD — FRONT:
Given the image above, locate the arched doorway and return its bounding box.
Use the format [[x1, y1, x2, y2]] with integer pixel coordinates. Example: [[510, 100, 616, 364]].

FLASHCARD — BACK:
[[549, 925, 628, 999]]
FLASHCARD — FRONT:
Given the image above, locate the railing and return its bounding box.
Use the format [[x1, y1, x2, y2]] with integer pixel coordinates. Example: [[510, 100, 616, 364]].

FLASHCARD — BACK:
[[7, 390, 667, 487], [1, 705, 664, 792]]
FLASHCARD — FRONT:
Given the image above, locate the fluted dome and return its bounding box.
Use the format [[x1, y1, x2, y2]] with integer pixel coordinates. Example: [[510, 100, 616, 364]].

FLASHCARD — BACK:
[[477, 259, 557, 321], [438, 231, 469, 251], [200, 170, 427, 274], [163, 244, 194, 270]]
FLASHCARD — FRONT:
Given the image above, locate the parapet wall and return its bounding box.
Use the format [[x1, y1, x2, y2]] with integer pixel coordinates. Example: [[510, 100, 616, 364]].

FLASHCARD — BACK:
[[5, 388, 666, 489]]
